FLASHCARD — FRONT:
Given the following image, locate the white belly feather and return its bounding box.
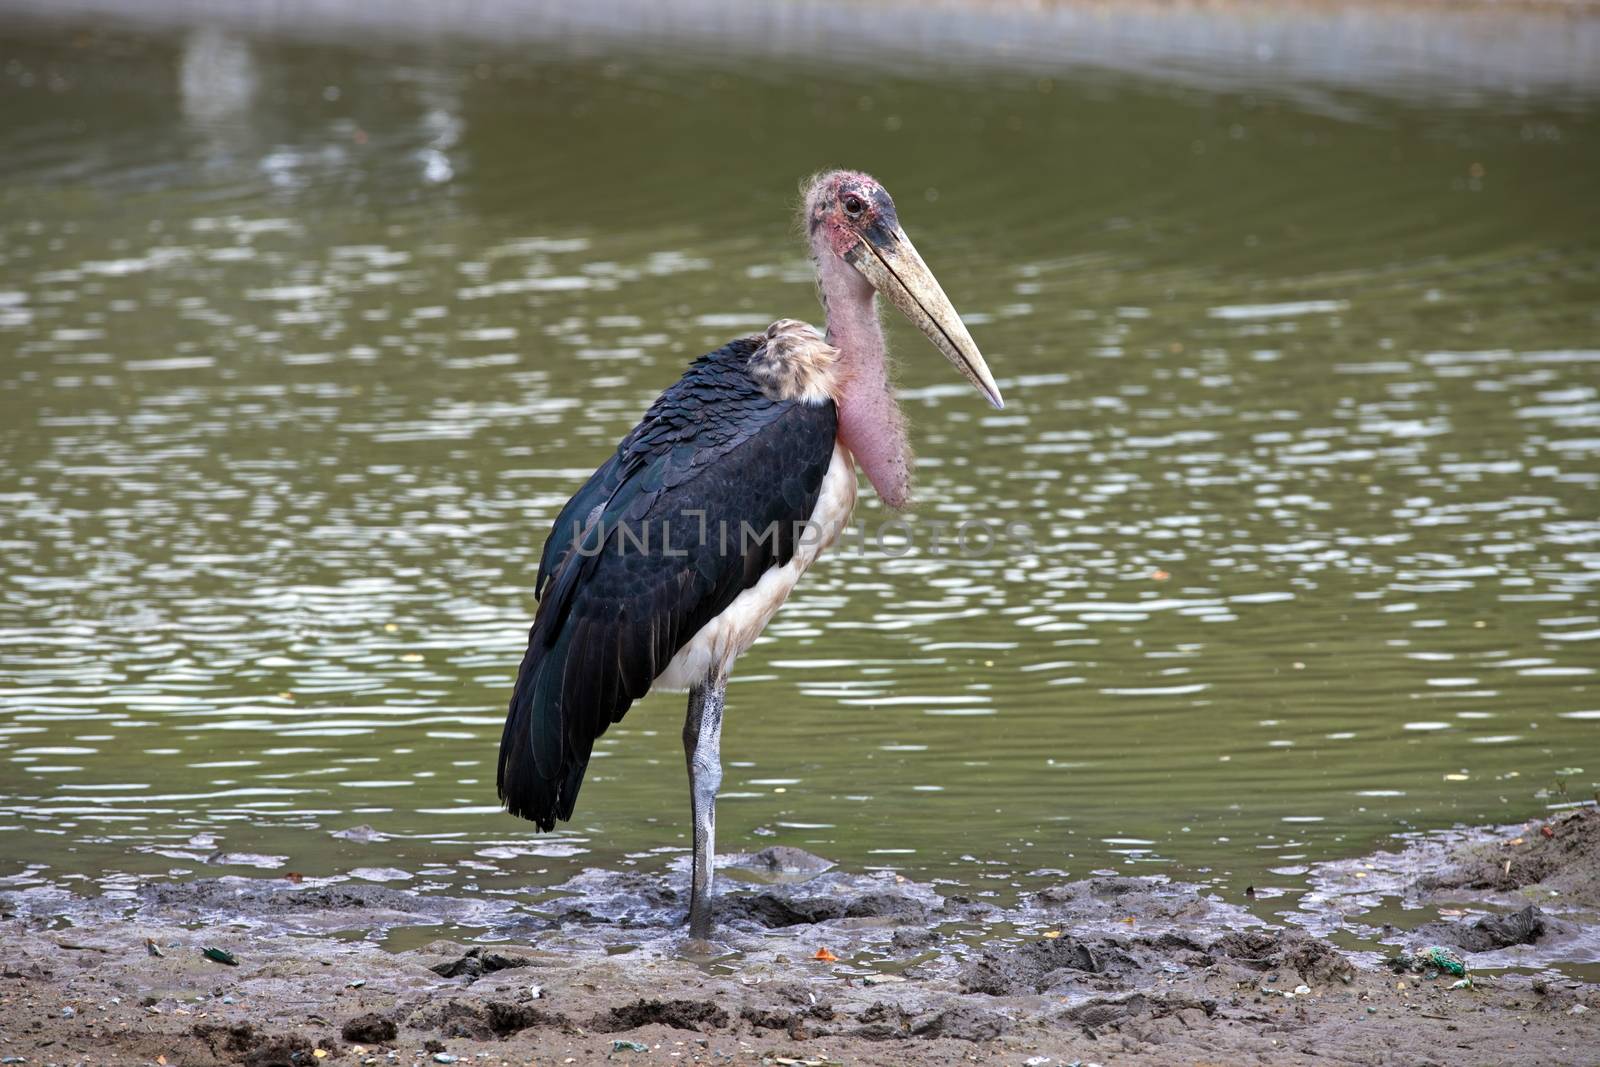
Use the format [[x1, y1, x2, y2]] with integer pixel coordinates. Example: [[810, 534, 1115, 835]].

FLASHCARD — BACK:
[[654, 441, 857, 692]]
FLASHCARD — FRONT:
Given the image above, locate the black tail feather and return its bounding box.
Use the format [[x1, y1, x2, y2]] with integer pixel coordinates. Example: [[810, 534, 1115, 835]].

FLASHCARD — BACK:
[[497, 627, 590, 831]]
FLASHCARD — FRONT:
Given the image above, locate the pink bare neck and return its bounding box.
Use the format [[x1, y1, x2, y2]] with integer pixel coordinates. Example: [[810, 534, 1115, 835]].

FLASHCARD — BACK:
[[816, 252, 912, 510]]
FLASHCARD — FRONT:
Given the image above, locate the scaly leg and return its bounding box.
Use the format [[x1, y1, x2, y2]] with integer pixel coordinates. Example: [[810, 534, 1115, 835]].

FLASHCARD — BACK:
[[682, 672, 726, 939]]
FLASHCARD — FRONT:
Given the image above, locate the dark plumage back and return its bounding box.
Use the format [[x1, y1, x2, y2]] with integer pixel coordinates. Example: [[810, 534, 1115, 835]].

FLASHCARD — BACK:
[[498, 336, 838, 830]]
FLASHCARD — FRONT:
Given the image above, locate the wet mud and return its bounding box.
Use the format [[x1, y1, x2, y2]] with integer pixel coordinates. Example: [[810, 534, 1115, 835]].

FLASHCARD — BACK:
[[3, 822, 1599, 1066], [1421, 807, 1600, 907]]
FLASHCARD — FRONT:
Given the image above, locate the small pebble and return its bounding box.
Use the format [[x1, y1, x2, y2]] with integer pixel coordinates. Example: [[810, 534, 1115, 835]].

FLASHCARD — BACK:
[[1293, 985, 1311, 996], [1571, 1004, 1590, 1016], [61, 1007, 76, 1018]]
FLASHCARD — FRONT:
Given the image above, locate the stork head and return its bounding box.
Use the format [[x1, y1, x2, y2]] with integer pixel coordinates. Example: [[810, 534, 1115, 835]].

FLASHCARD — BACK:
[[803, 170, 1003, 409]]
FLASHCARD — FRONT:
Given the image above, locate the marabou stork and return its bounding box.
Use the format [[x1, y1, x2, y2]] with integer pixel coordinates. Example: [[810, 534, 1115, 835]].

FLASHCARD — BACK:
[[499, 170, 1002, 938]]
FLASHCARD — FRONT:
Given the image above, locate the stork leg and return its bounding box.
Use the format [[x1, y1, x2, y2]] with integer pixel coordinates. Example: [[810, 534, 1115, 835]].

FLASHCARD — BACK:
[[682, 671, 726, 939]]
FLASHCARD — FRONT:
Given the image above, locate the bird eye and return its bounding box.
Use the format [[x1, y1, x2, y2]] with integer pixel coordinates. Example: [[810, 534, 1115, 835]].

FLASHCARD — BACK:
[[842, 194, 865, 216]]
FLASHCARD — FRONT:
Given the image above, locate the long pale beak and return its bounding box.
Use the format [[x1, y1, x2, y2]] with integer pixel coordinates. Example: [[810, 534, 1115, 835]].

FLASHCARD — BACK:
[[845, 225, 1004, 409]]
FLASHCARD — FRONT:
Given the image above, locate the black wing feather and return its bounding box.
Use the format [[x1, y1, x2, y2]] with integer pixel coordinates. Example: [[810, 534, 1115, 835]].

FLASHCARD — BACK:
[[499, 336, 838, 829]]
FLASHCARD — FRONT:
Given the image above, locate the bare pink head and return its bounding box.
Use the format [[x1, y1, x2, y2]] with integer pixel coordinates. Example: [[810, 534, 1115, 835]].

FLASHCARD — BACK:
[[798, 170, 1002, 510], [803, 170, 899, 262]]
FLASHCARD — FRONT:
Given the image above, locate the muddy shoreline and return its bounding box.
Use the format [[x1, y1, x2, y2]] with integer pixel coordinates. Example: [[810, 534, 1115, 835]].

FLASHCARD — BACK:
[[3, 811, 1598, 1066]]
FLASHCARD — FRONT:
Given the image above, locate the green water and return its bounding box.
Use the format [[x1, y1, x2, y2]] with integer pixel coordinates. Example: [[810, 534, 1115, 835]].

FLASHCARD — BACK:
[[1, 18, 1597, 911]]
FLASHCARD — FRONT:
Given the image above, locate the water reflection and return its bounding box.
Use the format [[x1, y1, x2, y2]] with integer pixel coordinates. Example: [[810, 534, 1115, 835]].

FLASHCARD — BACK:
[[179, 27, 258, 127], [0, 16, 1597, 918]]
